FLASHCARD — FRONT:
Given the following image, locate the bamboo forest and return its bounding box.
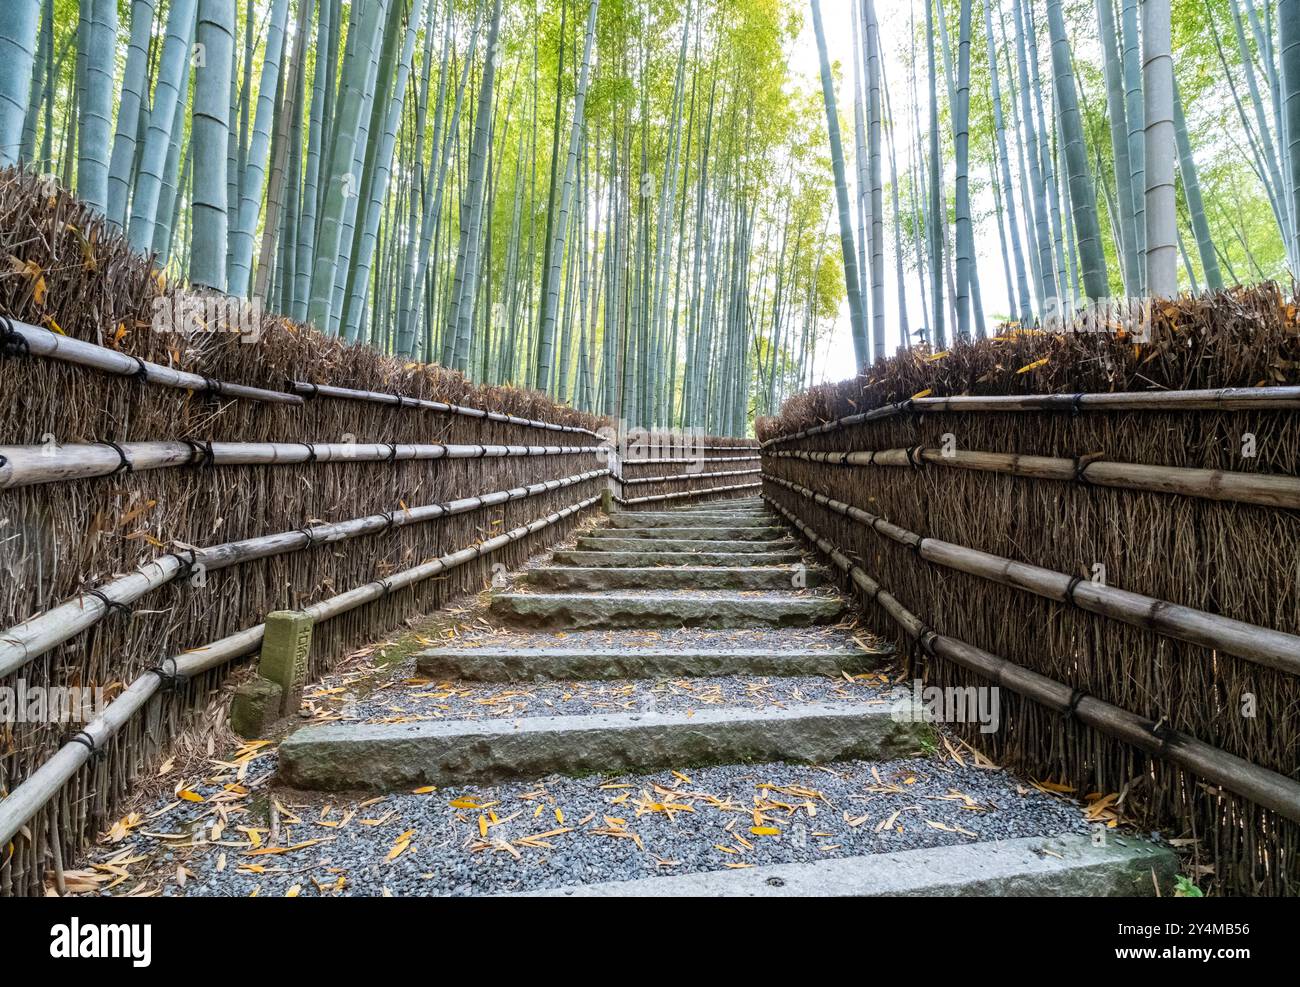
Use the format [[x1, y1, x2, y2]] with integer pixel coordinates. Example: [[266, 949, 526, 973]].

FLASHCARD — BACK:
[[1, 0, 1292, 434], [3, 0, 1300, 910]]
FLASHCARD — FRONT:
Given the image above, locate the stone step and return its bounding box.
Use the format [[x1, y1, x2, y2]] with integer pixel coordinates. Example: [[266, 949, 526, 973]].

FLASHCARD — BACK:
[[666, 501, 766, 512], [510, 833, 1178, 898], [589, 526, 787, 541], [415, 645, 883, 680], [576, 536, 796, 553], [603, 513, 777, 528], [277, 699, 926, 791], [520, 565, 823, 591], [552, 549, 805, 567], [489, 591, 844, 629]]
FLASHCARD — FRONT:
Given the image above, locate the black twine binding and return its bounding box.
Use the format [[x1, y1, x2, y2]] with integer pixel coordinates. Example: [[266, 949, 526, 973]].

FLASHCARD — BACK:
[[0, 315, 30, 359], [69, 731, 106, 760], [129, 356, 149, 382], [1073, 457, 1094, 484], [185, 439, 215, 468], [98, 440, 133, 475], [150, 656, 182, 692], [384, 443, 399, 463], [301, 443, 317, 463], [1064, 575, 1085, 605], [85, 589, 132, 618], [1063, 687, 1086, 719], [1070, 392, 1085, 417], [168, 546, 199, 577]]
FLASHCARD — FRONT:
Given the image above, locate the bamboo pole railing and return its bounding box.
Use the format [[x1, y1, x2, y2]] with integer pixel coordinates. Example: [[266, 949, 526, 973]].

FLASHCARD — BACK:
[[622, 454, 762, 465], [760, 385, 1300, 447], [614, 480, 763, 506], [763, 496, 1300, 825], [0, 440, 600, 489], [0, 494, 600, 849], [291, 381, 603, 438], [769, 447, 1300, 510], [763, 474, 1300, 676], [0, 315, 303, 405], [0, 469, 608, 679], [616, 467, 762, 487]]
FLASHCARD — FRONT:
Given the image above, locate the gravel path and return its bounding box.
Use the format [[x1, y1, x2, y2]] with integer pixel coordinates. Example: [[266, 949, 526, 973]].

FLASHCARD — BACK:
[[429, 625, 874, 652], [80, 747, 1092, 898]]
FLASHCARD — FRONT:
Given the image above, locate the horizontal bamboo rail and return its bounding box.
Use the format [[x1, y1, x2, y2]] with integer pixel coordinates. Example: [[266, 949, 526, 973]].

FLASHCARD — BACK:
[[763, 473, 1300, 676], [622, 454, 761, 465], [764, 496, 1300, 825], [614, 480, 762, 506], [769, 447, 1300, 510], [616, 467, 762, 487], [0, 440, 600, 489], [0, 315, 302, 405], [292, 381, 603, 438], [0, 494, 600, 848], [760, 385, 1300, 447], [0, 469, 608, 679]]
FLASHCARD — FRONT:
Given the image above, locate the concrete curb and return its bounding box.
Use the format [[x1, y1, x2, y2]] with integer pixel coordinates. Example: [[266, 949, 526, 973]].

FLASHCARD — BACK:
[[575, 536, 797, 553], [507, 833, 1178, 897], [520, 566, 823, 591], [550, 549, 806, 567], [277, 700, 929, 791], [489, 591, 846, 628], [415, 645, 884, 680]]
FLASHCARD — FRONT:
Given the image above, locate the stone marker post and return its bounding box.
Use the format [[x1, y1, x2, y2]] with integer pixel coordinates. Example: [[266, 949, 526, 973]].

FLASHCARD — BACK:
[[258, 610, 314, 716]]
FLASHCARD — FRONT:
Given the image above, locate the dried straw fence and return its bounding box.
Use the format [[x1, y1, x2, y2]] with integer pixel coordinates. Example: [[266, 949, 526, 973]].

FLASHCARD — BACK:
[[757, 285, 1300, 896], [0, 169, 616, 896], [613, 430, 761, 508]]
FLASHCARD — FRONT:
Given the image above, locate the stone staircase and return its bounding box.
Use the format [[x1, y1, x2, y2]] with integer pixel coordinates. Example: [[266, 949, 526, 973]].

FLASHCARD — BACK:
[[275, 494, 1177, 896]]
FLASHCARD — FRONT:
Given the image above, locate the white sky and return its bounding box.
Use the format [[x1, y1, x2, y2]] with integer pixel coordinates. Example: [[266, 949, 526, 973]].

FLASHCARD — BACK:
[[787, 0, 1013, 385]]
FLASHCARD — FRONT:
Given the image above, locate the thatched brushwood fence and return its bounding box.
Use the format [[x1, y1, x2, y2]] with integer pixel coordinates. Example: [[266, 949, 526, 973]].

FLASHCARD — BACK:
[[0, 169, 618, 896], [757, 288, 1300, 895], [612, 430, 762, 508]]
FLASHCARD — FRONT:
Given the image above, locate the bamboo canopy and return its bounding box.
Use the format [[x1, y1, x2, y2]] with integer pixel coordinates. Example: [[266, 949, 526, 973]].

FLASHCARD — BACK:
[[0, 468, 607, 679], [292, 381, 603, 438], [763, 496, 1300, 826], [760, 385, 1300, 448], [0, 494, 599, 849], [0, 315, 303, 405], [764, 473, 1300, 675], [769, 447, 1300, 510], [0, 440, 601, 489]]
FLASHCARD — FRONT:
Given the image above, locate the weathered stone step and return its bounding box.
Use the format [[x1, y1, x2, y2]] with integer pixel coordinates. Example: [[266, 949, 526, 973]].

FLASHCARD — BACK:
[[415, 645, 883, 680], [511, 833, 1178, 898], [552, 549, 805, 567], [489, 591, 844, 628], [576, 536, 796, 553], [277, 700, 925, 791], [603, 513, 776, 528], [521, 565, 822, 591], [589, 526, 787, 541]]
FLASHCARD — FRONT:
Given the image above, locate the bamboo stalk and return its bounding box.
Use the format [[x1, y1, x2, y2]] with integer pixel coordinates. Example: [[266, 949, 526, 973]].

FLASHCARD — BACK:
[[0, 316, 303, 405], [760, 385, 1300, 447], [0, 493, 598, 849], [617, 467, 761, 486], [614, 480, 762, 506], [770, 447, 1300, 510], [0, 469, 608, 679], [291, 380, 603, 438], [764, 495, 1300, 824], [0, 440, 601, 489], [764, 473, 1300, 676]]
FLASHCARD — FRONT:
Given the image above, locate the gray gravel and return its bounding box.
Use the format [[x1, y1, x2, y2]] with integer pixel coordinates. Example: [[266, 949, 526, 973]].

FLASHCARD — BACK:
[[85, 752, 1091, 897]]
